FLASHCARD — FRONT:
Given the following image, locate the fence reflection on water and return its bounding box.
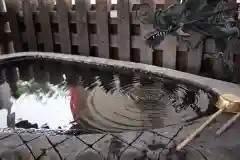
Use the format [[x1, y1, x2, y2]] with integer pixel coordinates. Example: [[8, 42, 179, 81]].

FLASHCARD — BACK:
[[0, 58, 218, 159], [0, 58, 218, 129]]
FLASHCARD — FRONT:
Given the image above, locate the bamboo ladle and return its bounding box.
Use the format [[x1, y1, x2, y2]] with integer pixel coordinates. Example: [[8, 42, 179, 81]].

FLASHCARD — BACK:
[[176, 94, 240, 151]]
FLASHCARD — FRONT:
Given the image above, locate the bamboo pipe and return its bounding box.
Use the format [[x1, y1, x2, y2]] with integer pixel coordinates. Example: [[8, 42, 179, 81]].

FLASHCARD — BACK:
[[176, 94, 240, 151], [216, 112, 240, 136], [176, 107, 225, 151]]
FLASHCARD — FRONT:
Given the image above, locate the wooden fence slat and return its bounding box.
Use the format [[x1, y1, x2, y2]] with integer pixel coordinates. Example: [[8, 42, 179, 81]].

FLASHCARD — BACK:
[[203, 39, 221, 78], [118, 0, 130, 61], [22, 32, 144, 49], [23, 0, 38, 51], [38, 0, 54, 52], [96, 0, 110, 58], [0, 0, 15, 54], [158, 0, 177, 68], [186, 31, 203, 74], [36, 10, 140, 24], [0, 0, 5, 54], [204, 39, 217, 54], [161, 35, 177, 69], [139, 0, 154, 64], [5, 0, 22, 52], [75, 0, 90, 56], [56, 0, 71, 54]]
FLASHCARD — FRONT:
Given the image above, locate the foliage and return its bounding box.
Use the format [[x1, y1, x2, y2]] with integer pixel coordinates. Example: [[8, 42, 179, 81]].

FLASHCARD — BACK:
[[137, 0, 240, 83]]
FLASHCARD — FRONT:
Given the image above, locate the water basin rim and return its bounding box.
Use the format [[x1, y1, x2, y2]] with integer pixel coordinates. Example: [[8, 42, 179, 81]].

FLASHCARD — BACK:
[[0, 52, 239, 98]]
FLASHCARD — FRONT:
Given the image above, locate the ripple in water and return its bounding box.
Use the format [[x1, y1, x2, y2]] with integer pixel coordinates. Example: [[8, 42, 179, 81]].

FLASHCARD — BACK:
[[0, 58, 218, 133]]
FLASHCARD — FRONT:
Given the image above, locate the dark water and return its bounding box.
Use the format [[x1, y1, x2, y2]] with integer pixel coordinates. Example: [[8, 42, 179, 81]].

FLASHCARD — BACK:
[[0, 58, 217, 133]]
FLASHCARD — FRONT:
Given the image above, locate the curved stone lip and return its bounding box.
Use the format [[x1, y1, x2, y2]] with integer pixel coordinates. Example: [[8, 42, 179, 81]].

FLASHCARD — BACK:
[[1, 52, 239, 98]]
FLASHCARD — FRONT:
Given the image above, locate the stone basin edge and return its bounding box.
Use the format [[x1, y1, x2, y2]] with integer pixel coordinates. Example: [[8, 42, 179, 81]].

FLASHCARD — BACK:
[[1, 52, 239, 98]]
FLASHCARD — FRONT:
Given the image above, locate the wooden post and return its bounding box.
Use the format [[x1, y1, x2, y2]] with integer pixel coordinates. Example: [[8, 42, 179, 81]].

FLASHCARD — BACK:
[[0, 0, 15, 54], [96, 0, 110, 58], [160, 0, 177, 69], [0, 0, 5, 54], [56, 0, 72, 54], [161, 35, 177, 69], [186, 31, 203, 74], [5, 0, 22, 52], [75, 0, 90, 56], [237, 0, 240, 19], [139, 0, 154, 64], [118, 0, 131, 61], [204, 38, 223, 78], [23, 0, 38, 51], [38, 0, 54, 52]]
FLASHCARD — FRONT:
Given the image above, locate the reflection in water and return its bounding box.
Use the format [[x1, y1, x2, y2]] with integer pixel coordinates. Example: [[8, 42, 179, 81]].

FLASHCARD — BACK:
[[98, 70, 116, 93], [0, 58, 217, 133]]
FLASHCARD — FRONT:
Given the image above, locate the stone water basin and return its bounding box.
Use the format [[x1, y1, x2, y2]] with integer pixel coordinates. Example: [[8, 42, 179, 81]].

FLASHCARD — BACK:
[[0, 53, 218, 133], [0, 52, 240, 160]]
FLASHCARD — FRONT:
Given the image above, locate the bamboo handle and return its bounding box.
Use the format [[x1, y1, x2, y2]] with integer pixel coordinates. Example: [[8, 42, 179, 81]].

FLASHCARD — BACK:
[[216, 112, 240, 136], [176, 108, 225, 151]]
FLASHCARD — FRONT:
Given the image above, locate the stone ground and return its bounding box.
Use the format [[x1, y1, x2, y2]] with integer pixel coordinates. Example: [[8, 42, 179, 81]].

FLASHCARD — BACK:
[[0, 113, 240, 160]]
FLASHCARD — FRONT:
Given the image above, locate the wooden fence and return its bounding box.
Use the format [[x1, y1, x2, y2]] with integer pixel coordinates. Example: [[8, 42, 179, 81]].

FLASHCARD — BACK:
[[0, 0, 238, 76]]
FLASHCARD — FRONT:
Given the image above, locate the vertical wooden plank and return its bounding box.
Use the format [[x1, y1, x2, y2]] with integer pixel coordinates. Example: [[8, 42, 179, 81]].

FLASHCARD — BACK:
[[96, 0, 110, 58], [118, 0, 130, 61], [236, 0, 240, 20], [0, 0, 6, 55], [56, 0, 71, 54], [1, 22, 15, 53], [5, 0, 22, 52], [139, 0, 154, 64], [158, 0, 177, 69], [0, 0, 14, 54], [176, 50, 187, 71], [38, 0, 54, 52], [204, 39, 217, 54], [1, 0, 16, 94], [186, 31, 203, 74], [23, 0, 38, 50], [204, 39, 222, 79], [160, 35, 177, 69], [75, 0, 90, 56]]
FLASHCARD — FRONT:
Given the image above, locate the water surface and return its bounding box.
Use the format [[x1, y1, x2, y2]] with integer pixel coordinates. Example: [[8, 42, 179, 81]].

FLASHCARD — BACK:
[[0, 58, 217, 133]]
